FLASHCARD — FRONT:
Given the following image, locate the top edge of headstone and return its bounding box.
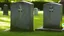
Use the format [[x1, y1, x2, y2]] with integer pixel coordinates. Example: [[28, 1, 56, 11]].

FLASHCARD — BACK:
[[4, 4, 8, 6], [23, 1, 33, 4], [16, 1, 33, 5], [34, 8, 38, 9], [44, 2, 62, 5]]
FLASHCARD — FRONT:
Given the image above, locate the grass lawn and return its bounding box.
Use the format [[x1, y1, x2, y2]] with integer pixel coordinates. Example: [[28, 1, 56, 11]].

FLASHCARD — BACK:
[[0, 11, 64, 36]]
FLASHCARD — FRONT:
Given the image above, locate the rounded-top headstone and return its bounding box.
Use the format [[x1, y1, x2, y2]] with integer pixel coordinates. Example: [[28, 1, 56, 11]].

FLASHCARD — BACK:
[[34, 8, 38, 15], [4, 4, 8, 6], [3, 4, 8, 15]]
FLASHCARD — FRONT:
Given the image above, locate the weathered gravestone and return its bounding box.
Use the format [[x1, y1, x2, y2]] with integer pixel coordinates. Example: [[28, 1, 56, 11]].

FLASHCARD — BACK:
[[33, 8, 38, 15], [60, 0, 64, 15], [43, 2, 63, 30], [10, 2, 34, 31], [36, 2, 63, 31], [0, 7, 2, 11], [3, 4, 8, 15]]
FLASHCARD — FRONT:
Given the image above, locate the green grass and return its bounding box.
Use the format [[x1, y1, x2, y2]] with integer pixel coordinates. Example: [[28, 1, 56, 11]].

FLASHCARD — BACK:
[[0, 11, 64, 36], [34, 12, 43, 29], [0, 11, 10, 31], [0, 11, 43, 31]]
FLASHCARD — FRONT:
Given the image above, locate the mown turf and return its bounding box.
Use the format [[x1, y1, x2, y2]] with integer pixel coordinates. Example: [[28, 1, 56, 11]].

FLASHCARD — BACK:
[[34, 11, 43, 29], [0, 11, 64, 36]]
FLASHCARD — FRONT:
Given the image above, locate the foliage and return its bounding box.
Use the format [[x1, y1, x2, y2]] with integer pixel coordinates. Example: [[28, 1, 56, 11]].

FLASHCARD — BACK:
[[0, 0, 60, 3]]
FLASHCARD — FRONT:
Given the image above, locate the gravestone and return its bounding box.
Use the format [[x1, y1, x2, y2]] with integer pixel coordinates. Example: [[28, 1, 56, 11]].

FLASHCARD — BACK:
[[0, 7, 2, 11], [33, 8, 38, 15], [43, 2, 62, 29], [10, 2, 34, 31], [36, 2, 63, 31], [3, 4, 8, 15], [60, 0, 64, 15]]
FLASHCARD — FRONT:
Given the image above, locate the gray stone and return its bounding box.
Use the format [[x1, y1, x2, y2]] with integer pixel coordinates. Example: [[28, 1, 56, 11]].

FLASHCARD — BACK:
[[36, 2, 63, 31], [0, 7, 2, 11], [10, 2, 34, 31], [3, 4, 8, 15], [33, 8, 38, 15], [43, 2, 62, 29]]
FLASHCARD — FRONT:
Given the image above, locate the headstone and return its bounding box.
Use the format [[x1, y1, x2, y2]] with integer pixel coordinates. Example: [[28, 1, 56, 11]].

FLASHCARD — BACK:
[[10, 2, 34, 31], [43, 2, 62, 29], [33, 8, 38, 15], [60, 0, 64, 15], [0, 7, 2, 11], [3, 4, 8, 15], [36, 2, 63, 31]]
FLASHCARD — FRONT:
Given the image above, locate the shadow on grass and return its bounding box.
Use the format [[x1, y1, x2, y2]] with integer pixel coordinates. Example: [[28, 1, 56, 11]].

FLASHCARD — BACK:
[[0, 19, 10, 23], [0, 11, 10, 31], [34, 13, 43, 29]]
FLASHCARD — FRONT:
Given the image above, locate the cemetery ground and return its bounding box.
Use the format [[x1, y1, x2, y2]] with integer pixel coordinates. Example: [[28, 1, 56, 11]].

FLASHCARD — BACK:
[[0, 11, 64, 36]]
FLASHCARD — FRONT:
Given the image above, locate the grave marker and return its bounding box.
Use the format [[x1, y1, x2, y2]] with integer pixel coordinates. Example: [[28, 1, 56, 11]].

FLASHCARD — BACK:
[[0, 7, 2, 11], [3, 4, 8, 15], [10, 2, 34, 31], [36, 2, 63, 31], [33, 8, 38, 15], [43, 2, 62, 29]]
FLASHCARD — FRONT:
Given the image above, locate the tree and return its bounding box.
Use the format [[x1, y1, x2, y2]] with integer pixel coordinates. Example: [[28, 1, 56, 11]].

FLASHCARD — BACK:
[[52, 0, 59, 2], [5, 0, 8, 3]]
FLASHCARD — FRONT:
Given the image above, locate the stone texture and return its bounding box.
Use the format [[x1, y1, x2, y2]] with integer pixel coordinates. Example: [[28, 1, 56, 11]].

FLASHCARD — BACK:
[[43, 2, 62, 29], [33, 8, 38, 15], [10, 2, 34, 31], [3, 4, 8, 15]]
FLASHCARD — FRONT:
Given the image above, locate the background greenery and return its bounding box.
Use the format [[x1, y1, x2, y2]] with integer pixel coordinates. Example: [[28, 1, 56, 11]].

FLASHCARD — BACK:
[[0, 0, 60, 3]]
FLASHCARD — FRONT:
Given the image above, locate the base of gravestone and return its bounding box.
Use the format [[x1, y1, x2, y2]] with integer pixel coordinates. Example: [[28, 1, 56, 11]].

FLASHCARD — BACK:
[[35, 26, 63, 32], [10, 26, 34, 32]]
